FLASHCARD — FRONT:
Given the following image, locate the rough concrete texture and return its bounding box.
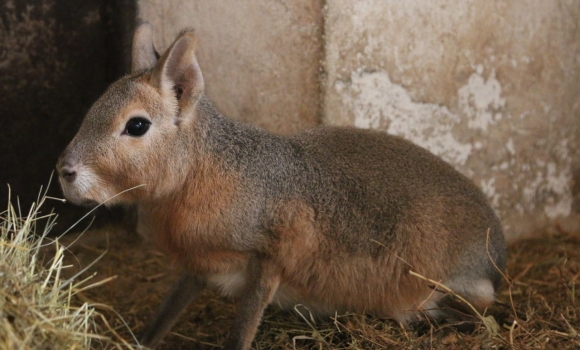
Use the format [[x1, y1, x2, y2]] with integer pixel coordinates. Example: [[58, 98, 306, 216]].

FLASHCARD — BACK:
[[137, 0, 323, 135], [324, 1, 580, 240]]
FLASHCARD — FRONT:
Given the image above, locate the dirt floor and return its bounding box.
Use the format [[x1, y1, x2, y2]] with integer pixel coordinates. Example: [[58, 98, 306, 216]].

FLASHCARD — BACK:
[[56, 222, 580, 349]]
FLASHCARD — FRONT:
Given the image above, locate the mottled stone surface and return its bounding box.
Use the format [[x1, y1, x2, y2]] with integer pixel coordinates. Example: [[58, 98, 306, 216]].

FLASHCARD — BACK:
[[137, 0, 323, 135], [323, 1, 580, 240]]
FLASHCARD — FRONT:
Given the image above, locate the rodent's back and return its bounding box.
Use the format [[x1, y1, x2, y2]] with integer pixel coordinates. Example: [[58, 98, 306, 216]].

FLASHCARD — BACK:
[[292, 126, 480, 201], [287, 126, 505, 285]]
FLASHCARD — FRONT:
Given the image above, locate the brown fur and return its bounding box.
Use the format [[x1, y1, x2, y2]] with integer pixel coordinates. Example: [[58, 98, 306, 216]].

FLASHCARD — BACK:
[[56, 23, 507, 350], [139, 157, 249, 274]]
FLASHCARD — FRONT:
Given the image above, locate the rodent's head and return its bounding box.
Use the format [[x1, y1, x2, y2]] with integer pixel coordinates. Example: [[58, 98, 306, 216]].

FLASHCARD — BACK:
[[57, 23, 204, 206]]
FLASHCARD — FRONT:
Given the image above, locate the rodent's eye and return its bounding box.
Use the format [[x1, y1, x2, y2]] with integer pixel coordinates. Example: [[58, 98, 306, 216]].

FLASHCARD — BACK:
[[124, 117, 151, 137]]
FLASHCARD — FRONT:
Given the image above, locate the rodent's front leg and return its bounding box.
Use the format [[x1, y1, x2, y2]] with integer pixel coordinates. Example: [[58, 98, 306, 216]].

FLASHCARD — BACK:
[[223, 257, 281, 350], [138, 272, 206, 348]]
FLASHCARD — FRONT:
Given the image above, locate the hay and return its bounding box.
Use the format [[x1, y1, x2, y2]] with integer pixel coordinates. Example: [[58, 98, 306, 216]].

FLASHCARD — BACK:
[[0, 184, 137, 350], [61, 225, 580, 349]]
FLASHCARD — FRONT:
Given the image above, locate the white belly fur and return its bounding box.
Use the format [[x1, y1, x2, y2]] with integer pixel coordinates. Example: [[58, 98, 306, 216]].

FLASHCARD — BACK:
[[206, 271, 335, 318]]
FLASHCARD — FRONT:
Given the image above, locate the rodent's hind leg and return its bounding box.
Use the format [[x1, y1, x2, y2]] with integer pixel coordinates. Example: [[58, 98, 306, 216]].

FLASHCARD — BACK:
[[408, 278, 497, 334]]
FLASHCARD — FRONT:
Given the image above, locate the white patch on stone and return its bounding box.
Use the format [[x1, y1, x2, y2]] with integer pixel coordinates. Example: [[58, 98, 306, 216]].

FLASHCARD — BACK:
[[480, 178, 500, 209], [340, 69, 473, 166], [458, 66, 506, 132], [506, 138, 516, 155], [543, 163, 573, 219], [335, 66, 574, 228], [521, 158, 572, 220]]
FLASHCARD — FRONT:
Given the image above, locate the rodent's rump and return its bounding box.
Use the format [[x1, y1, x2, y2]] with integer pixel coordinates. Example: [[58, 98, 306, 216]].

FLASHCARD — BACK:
[[56, 23, 507, 350]]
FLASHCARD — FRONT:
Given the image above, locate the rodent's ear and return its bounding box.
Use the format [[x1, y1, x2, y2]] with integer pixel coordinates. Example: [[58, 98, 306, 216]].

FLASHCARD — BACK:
[[132, 22, 159, 73], [150, 30, 204, 119]]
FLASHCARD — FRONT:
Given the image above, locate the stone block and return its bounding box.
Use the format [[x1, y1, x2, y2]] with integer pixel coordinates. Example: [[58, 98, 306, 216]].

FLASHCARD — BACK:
[[323, 0, 580, 239], [138, 0, 323, 135]]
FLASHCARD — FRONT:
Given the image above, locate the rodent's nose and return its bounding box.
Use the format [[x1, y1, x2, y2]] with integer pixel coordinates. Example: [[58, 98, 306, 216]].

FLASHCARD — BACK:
[[59, 165, 78, 183], [57, 148, 81, 184]]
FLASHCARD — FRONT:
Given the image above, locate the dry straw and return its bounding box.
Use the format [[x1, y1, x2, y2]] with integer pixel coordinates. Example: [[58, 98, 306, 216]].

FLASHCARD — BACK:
[[0, 181, 137, 350]]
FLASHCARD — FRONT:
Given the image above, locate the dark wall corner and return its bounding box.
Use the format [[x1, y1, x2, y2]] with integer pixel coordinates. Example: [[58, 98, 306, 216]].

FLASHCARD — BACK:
[[0, 0, 136, 231]]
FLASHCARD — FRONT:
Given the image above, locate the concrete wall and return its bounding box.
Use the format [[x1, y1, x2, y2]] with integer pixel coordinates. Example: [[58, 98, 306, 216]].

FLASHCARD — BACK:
[[323, 1, 580, 239], [137, 0, 580, 240], [138, 0, 323, 135]]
